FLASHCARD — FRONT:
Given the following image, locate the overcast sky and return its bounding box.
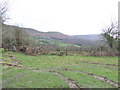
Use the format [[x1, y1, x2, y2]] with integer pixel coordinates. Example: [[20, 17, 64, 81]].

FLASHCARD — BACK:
[[7, 0, 119, 35]]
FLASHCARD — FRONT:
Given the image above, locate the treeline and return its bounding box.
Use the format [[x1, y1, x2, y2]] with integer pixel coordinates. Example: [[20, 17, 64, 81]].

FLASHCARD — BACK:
[[1, 22, 119, 56]]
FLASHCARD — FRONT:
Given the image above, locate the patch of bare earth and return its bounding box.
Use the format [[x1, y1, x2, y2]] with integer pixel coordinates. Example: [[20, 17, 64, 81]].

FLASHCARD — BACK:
[[0, 59, 7, 61]]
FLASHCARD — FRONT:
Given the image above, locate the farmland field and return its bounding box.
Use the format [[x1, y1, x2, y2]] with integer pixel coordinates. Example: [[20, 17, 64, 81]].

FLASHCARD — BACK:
[[37, 38, 81, 47], [0, 51, 119, 88]]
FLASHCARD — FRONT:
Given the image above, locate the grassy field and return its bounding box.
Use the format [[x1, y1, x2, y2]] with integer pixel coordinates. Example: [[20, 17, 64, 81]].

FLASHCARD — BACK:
[[1, 51, 119, 88], [37, 38, 81, 47]]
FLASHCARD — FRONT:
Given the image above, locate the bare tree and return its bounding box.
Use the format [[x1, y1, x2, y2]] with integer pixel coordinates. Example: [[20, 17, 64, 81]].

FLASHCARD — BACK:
[[0, 0, 9, 49], [12, 26, 31, 51], [0, 0, 9, 23], [101, 21, 119, 48]]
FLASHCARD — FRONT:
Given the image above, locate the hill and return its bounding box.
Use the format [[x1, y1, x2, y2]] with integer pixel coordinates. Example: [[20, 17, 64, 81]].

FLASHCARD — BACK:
[[72, 34, 102, 41], [2, 24, 103, 47], [21, 27, 103, 46], [22, 27, 71, 40]]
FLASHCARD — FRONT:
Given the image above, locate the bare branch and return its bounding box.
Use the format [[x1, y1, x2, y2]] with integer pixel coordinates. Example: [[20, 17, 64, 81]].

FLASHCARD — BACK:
[[0, 0, 9, 23], [101, 21, 118, 48]]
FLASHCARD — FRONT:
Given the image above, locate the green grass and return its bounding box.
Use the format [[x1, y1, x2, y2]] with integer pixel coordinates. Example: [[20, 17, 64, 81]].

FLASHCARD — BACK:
[[2, 67, 69, 88], [60, 64, 118, 82], [38, 38, 81, 47], [12, 53, 118, 68], [1, 51, 119, 88]]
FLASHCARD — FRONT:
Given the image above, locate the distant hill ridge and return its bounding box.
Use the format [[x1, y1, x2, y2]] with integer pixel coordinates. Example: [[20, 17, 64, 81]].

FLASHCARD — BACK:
[[3, 24, 102, 46], [72, 34, 101, 41], [22, 27, 71, 40]]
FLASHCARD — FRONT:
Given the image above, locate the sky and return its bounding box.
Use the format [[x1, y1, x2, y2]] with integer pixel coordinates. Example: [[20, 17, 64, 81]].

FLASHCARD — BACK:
[[6, 0, 119, 35]]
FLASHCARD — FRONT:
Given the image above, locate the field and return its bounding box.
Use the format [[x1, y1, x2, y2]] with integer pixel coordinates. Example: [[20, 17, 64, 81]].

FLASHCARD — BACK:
[[37, 38, 81, 47], [0, 51, 119, 88]]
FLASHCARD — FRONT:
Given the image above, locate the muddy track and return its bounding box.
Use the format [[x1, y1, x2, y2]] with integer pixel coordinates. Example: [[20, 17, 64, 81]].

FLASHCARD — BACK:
[[49, 70, 82, 88], [64, 64, 119, 71], [7, 54, 21, 64], [1, 63, 120, 88], [2, 54, 120, 88], [49, 68, 120, 88], [1, 63, 81, 88], [80, 61, 120, 67], [1, 63, 37, 70], [100, 66, 119, 71], [81, 71, 120, 88]]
